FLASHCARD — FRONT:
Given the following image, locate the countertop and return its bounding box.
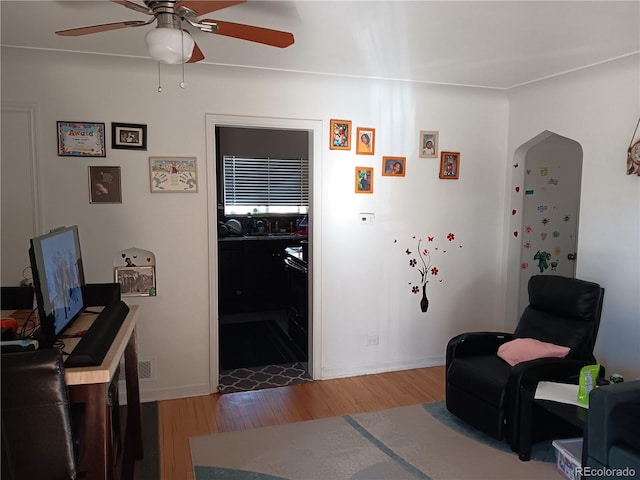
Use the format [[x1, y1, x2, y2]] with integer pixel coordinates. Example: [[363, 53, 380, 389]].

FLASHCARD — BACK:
[[219, 234, 307, 242]]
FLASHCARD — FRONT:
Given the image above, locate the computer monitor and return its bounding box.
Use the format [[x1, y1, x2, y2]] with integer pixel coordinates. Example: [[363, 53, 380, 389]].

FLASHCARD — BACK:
[[29, 225, 86, 345]]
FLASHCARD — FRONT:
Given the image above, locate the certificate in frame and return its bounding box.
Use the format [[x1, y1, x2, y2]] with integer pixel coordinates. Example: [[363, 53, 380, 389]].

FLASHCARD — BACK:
[[57, 121, 106, 157], [149, 156, 198, 192]]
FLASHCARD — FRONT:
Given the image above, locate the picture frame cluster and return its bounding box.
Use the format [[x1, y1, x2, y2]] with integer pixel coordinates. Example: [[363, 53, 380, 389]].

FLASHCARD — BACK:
[[329, 119, 460, 193], [57, 120, 198, 204]]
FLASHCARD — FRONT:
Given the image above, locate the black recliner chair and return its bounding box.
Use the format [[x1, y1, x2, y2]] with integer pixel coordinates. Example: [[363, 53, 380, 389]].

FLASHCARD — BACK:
[[446, 274, 604, 451]]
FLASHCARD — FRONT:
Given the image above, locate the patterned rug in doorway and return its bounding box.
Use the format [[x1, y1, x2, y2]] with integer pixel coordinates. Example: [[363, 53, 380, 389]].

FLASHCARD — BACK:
[[218, 362, 312, 394]]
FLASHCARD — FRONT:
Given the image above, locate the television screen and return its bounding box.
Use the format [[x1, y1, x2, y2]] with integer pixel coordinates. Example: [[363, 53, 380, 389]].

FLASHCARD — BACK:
[[29, 225, 86, 340]]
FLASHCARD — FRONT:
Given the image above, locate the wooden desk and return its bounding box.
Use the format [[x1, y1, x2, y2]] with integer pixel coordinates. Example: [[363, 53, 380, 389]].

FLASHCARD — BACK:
[[4, 306, 143, 480]]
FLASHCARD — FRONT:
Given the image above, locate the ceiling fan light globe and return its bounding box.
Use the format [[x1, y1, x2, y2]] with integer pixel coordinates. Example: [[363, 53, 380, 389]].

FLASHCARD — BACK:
[[145, 27, 194, 64]]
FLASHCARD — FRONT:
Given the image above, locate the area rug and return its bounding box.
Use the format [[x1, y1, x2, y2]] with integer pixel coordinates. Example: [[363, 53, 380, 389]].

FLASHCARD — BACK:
[[219, 320, 301, 370], [218, 362, 312, 394], [190, 401, 558, 480]]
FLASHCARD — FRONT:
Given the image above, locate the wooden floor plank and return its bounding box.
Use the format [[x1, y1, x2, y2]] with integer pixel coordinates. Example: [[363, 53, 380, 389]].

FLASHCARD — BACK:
[[158, 365, 446, 480]]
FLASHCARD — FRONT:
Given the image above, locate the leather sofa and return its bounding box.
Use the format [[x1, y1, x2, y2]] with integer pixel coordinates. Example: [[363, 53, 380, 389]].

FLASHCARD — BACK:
[[1, 349, 77, 480], [585, 380, 640, 479]]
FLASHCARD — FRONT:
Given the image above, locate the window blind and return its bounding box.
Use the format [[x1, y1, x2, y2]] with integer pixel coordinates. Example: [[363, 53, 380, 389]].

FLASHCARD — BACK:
[[223, 156, 309, 214]]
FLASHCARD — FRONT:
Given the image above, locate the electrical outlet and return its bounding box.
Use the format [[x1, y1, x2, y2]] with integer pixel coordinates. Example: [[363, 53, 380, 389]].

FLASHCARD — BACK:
[[366, 334, 379, 346]]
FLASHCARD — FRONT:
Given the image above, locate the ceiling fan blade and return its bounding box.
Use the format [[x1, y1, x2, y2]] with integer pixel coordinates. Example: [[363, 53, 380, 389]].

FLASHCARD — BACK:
[[177, 0, 246, 16], [55, 20, 149, 37], [202, 19, 294, 48], [187, 37, 205, 63], [111, 0, 152, 15]]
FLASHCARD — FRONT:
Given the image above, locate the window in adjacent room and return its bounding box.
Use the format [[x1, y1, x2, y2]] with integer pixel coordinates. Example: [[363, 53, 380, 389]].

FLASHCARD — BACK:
[[222, 156, 309, 215]]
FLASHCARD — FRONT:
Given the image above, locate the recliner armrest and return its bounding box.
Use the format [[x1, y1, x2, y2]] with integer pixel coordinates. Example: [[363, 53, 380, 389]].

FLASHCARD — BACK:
[[446, 331, 512, 368]]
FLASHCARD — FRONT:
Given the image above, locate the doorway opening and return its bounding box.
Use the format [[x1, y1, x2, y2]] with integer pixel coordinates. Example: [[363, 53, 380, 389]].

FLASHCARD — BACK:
[[514, 131, 583, 315], [206, 115, 320, 394]]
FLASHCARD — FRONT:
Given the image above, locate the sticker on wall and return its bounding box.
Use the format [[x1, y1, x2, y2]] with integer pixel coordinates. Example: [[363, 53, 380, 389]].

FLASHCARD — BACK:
[[533, 250, 551, 272], [396, 232, 463, 313], [540, 167, 548, 176], [537, 205, 548, 213], [552, 231, 561, 238], [548, 178, 559, 185], [541, 218, 550, 225], [525, 189, 534, 195], [524, 241, 532, 249], [540, 232, 548, 240]]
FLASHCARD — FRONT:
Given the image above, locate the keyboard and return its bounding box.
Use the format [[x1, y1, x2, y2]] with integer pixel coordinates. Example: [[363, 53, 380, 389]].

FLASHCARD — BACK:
[[64, 301, 130, 368]]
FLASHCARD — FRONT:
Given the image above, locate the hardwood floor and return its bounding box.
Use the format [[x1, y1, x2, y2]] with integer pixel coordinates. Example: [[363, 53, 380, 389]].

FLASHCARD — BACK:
[[157, 365, 446, 480]]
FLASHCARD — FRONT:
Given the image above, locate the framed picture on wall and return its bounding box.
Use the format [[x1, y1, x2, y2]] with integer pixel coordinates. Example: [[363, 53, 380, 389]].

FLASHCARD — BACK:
[[112, 122, 147, 150], [57, 121, 106, 157], [88, 166, 122, 204], [439, 151, 460, 179], [330, 119, 352, 150], [355, 167, 374, 193], [114, 266, 156, 297], [382, 156, 406, 177], [356, 127, 375, 155], [419, 130, 439, 158], [149, 156, 198, 192]]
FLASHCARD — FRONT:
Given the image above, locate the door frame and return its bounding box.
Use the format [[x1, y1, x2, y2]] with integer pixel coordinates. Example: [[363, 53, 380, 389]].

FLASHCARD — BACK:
[[205, 114, 323, 393]]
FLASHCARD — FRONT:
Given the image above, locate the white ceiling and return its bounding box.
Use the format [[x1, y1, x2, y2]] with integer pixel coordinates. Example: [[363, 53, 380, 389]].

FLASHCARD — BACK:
[[2, 1, 639, 89]]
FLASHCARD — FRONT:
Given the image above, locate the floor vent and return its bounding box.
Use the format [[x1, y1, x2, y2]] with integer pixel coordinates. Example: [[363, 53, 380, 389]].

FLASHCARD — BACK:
[[118, 359, 153, 381]]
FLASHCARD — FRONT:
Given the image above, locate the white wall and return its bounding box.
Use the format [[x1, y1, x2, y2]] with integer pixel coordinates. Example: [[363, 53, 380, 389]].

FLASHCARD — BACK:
[[505, 54, 640, 382], [10, 48, 636, 401]]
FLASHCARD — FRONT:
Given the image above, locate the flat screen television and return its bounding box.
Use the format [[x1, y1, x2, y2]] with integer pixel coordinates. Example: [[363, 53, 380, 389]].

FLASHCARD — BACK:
[[29, 225, 86, 346]]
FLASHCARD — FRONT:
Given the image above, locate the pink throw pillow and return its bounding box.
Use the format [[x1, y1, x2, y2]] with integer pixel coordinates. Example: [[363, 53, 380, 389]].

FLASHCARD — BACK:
[[497, 338, 570, 366]]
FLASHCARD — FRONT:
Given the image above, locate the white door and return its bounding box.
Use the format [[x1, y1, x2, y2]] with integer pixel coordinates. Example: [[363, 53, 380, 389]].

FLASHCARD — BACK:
[[1, 105, 39, 285], [518, 133, 582, 314]]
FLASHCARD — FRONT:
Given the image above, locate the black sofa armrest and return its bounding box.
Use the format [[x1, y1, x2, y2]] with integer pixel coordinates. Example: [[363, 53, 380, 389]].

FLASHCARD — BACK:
[[587, 380, 640, 468], [446, 331, 513, 367]]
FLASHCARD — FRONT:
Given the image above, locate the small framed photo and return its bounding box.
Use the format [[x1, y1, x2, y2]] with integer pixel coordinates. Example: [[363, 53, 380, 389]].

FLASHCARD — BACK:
[[382, 156, 406, 177], [88, 166, 122, 204], [149, 156, 198, 192], [114, 266, 156, 297], [356, 127, 375, 155], [57, 121, 106, 157], [112, 122, 147, 150], [355, 167, 374, 194], [419, 130, 439, 158], [439, 151, 460, 179], [330, 119, 352, 150]]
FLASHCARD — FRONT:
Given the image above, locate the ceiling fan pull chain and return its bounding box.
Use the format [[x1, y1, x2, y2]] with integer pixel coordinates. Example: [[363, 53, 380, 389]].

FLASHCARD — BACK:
[[180, 30, 188, 89], [157, 62, 162, 93]]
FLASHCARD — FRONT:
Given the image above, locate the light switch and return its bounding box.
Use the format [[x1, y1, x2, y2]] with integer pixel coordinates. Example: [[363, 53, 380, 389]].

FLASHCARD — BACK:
[[360, 213, 375, 224]]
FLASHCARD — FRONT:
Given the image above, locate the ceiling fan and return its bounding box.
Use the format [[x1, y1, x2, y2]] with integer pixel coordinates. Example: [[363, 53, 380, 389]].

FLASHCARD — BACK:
[[55, 0, 295, 65]]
